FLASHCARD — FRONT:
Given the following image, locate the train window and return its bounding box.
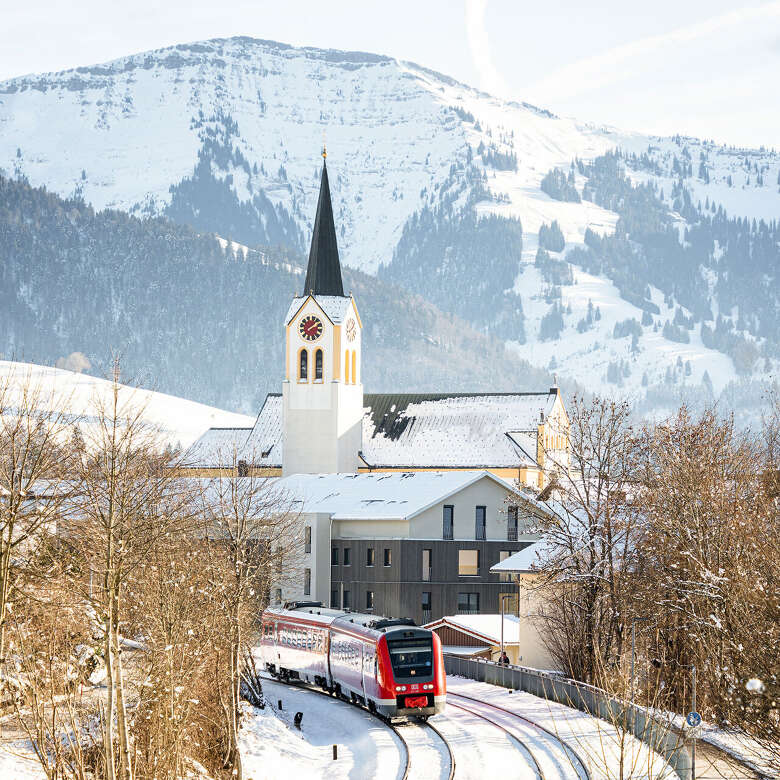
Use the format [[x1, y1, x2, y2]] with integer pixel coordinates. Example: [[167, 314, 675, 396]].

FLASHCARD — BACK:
[[386, 636, 433, 679]]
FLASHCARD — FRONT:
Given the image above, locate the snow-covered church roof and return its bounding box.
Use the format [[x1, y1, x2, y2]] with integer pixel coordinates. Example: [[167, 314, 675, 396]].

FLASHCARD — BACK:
[[183, 390, 557, 471]]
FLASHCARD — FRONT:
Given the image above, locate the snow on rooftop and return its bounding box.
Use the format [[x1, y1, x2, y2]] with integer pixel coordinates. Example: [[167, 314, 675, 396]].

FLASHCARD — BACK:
[[490, 540, 555, 573], [285, 295, 353, 325], [275, 470, 509, 520], [182, 427, 251, 468], [362, 393, 555, 468], [427, 614, 525, 646], [241, 395, 283, 466]]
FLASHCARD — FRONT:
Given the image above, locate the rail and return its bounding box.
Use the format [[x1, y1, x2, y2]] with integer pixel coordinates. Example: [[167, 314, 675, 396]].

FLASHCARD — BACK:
[[443, 653, 693, 780]]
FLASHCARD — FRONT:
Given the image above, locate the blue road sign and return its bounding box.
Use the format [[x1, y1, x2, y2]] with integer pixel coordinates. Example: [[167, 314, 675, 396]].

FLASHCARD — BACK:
[[686, 711, 702, 728]]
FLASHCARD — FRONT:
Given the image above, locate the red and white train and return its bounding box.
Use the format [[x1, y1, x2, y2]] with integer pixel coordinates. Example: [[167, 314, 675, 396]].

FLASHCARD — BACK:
[[259, 601, 446, 719]]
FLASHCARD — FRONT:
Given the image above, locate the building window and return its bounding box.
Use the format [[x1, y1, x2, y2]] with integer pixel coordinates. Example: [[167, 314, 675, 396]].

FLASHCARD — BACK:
[[351, 351, 357, 384], [304, 526, 311, 553], [443, 505, 454, 540], [422, 548, 431, 581], [331, 547, 339, 566], [475, 506, 486, 540], [366, 547, 375, 567], [343, 590, 351, 609], [274, 588, 282, 605], [303, 568, 311, 596], [458, 592, 480, 613], [344, 350, 350, 383], [383, 548, 392, 567], [331, 589, 338, 607], [366, 590, 374, 610], [458, 549, 479, 576], [421, 592, 431, 612], [344, 547, 351, 566], [315, 348, 323, 381], [499, 550, 511, 583], [508, 505, 518, 541], [299, 348, 308, 381]]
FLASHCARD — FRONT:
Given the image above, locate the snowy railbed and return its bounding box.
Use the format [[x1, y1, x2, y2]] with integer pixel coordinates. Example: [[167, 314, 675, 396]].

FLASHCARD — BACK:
[[446, 677, 676, 780], [240, 674, 681, 780]]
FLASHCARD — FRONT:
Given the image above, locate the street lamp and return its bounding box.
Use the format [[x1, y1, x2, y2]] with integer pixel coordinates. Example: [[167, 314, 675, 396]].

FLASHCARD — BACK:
[[500, 594, 513, 664]]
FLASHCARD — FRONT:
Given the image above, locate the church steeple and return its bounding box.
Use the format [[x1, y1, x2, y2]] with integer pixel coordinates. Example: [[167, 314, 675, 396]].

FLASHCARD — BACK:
[[304, 149, 344, 297]]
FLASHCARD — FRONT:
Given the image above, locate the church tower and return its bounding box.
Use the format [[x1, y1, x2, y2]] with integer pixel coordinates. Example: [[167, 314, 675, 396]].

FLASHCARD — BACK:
[[282, 151, 363, 475]]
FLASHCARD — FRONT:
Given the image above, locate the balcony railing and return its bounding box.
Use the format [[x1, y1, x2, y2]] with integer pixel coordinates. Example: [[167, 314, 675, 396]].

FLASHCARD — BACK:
[[422, 566, 432, 582], [421, 609, 432, 624], [457, 607, 480, 615]]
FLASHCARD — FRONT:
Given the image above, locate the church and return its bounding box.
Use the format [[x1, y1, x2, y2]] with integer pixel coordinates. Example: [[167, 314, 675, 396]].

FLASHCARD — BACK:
[[184, 152, 569, 624]]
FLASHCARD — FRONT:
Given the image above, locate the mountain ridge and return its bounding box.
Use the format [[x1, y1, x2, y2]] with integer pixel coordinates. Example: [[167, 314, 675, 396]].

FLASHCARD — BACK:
[[0, 35, 777, 411]]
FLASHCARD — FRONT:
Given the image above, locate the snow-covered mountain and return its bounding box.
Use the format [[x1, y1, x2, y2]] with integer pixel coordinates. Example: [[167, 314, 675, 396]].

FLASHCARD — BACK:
[[1, 36, 778, 409]]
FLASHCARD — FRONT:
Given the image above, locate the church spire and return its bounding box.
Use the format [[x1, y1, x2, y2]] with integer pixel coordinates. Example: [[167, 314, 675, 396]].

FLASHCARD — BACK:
[[304, 148, 345, 297]]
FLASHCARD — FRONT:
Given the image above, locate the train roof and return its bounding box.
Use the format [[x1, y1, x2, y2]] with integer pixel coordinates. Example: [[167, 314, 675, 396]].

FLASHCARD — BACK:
[[264, 602, 419, 636]]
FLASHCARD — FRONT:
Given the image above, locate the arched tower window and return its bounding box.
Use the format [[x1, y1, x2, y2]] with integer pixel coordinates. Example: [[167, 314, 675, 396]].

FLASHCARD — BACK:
[[344, 350, 350, 384], [351, 351, 357, 384], [315, 349, 323, 381], [299, 348, 308, 382]]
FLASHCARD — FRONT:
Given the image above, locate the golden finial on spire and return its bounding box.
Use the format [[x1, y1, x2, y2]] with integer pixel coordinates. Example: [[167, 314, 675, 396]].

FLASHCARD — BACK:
[[322, 129, 327, 160]]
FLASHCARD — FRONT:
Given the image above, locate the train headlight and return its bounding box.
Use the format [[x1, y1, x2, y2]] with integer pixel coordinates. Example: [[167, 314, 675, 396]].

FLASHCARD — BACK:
[[395, 685, 407, 692], [423, 684, 433, 690]]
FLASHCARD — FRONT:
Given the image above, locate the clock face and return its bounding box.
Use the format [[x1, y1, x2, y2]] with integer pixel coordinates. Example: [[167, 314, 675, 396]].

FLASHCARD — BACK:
[[346, 318, 357, 342], [299, 315, 323, 342]]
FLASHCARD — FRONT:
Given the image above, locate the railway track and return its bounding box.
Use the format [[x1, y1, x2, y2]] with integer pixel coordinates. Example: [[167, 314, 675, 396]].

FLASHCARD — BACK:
[[268, 675, 455, 780], [447, 691, 591, 780]]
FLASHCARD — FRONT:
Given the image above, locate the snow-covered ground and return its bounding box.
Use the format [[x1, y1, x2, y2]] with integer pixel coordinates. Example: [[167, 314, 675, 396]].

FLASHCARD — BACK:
[[241, 677, 406, 780], [0, 738, 45, 780], [240, 674, 681, 780], [0, 360, 254, 448]]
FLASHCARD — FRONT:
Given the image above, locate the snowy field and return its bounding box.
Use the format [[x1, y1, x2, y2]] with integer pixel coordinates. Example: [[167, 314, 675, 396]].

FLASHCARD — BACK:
[[0, 360, 254, 448]]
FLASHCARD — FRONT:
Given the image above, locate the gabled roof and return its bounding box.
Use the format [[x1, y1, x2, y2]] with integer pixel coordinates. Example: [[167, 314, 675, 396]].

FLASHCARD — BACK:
[[240, 394, 283, 467], [185, 390, 558, 471], [274, 470, 524, 521], [423, 614, 524, 646], [303, 160, 344, 297], [284, 294, 354, 326], [361, 392, 556, 468], [182, 427, 251, 469]]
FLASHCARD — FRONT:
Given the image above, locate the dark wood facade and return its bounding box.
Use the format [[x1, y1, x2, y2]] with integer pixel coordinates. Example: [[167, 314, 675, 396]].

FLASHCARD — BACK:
[[330, 538, 529, 625]]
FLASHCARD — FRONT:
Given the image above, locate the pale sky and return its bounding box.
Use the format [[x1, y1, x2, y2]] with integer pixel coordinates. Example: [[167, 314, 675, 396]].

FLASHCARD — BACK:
[[2, 0, 779, 149]]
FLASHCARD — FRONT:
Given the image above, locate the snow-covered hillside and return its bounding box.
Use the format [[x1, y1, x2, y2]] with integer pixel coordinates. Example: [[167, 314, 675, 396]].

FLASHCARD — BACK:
[[0, 361, 254, 447], [1, 37, 777, 405]]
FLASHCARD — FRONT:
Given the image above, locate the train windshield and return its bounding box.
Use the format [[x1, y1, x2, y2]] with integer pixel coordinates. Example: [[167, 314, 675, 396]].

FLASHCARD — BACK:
[[386, 637, 433, 678]]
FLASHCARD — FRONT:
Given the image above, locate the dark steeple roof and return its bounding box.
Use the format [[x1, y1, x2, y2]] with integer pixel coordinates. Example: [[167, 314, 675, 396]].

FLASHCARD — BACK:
[[304, 157, 345, 297]]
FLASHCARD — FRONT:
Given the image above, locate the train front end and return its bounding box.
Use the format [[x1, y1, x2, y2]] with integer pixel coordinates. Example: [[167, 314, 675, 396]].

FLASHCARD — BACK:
[[375, 626, 446, 718]]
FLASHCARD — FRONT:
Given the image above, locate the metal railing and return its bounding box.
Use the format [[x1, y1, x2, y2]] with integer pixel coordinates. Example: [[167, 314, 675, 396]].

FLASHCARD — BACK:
[[443, 653, 693, 780]]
